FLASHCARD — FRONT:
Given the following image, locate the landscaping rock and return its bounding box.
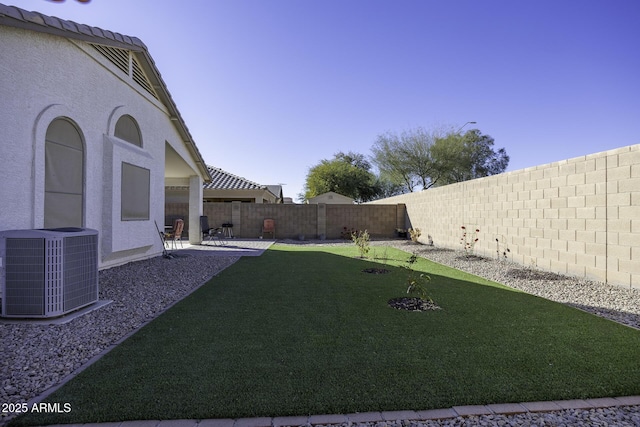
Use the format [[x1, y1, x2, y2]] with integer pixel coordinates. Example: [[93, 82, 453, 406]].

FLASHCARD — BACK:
[[0, 254, 239, 418]]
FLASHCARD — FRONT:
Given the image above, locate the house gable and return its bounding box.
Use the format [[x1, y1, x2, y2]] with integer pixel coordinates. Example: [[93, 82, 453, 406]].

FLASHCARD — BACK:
[[0, 3, 211, 267], [0, 3, 209, 181]]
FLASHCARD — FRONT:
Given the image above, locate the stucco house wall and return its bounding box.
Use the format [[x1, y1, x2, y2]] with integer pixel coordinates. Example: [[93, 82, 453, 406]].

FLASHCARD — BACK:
[[0, 11, 208, 269]]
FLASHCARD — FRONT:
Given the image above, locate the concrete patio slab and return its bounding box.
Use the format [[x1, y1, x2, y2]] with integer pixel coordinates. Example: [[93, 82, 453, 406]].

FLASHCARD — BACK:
[[170, 240, 274, 258]]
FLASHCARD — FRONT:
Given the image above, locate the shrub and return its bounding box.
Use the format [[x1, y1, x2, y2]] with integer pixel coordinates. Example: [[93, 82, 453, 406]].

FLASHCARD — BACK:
[[495, 236, 511, 261], [460, 225, 480, 257], [403, 253, 432, 301], [351, 229, 370, 258], [427, 234, 434, 246], [408, 228, 421, 243], [341, 226, 356, 240]]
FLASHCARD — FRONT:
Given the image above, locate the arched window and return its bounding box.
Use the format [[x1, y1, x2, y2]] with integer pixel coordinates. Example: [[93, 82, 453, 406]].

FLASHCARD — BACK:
[[114, 114, 142, 147], [44, 118, 84, 228]]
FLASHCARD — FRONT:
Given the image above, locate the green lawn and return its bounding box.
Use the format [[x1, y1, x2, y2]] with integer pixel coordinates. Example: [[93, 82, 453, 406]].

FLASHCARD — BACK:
[[12, 245, 640, 425]]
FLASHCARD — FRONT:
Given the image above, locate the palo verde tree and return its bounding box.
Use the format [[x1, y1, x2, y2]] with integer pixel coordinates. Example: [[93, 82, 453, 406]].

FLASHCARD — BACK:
[[301, 151, 383, 203], [431, 129, 509, 185], [371, 127, 441, 192], [370, 126, 509, 191]]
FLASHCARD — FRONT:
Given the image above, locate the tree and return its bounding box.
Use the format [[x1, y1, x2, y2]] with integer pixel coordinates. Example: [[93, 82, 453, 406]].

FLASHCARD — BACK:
[[371, 131, 417, 192], [371, 127, 442, 192], [301, 151, 382, 203], [431, 129, 509, 185], [370, 126, 509, 191]]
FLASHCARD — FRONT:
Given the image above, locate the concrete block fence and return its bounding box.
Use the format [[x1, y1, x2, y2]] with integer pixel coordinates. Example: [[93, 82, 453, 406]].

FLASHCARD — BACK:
[[370, 144, 640, 289], [164, 202, 406, 241]]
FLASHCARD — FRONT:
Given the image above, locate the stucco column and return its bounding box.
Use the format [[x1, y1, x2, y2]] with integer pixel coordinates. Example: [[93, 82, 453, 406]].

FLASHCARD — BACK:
[[188, 175, 203, 244], [231, 201, 242, 237]]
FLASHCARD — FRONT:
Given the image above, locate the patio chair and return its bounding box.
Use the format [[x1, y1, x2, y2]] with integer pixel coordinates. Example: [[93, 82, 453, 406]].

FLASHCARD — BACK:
[[261, 218, 275, 239], [164, 218, 184, 250], [200, 215, 226, 246]]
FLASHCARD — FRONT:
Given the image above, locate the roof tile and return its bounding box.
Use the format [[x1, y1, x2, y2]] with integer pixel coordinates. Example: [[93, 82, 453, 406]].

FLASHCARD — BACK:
[[0, 3, 23, 20], [19, 9, 46, 26], [205, 166, 265, 191], [60, 18, 77, 32], [0, 3, 143, 49], [42, 15, 63, 30], [77, 23, 94, 36]]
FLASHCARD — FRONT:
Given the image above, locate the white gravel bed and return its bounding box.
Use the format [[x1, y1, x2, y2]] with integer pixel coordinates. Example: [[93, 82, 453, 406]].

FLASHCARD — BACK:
[[316, 405, 640, 427], [0, 254, 239, 419]]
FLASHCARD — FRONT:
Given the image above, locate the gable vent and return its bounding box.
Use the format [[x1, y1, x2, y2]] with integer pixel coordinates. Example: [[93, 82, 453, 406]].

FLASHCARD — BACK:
[[131, 56, 158, 99], [91, 43, 129, 75], [90, 43, 159, 100]]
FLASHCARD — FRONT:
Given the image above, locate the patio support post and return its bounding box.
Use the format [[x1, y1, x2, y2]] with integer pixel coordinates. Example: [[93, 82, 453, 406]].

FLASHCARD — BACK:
[[232, 201, 242, 237], [188, 175, 203, 244]]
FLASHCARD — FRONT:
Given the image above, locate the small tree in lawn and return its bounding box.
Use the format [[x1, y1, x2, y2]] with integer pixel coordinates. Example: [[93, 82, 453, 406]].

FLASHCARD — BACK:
[[351, 229, 370, 258]]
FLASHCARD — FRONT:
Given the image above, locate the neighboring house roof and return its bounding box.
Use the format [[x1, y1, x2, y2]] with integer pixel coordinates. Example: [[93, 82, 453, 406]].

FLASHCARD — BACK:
[[266, 185, 283, 200], [205, 165, 267, 191], [0, 3, 211, 182], [308, 191, 355, 204]]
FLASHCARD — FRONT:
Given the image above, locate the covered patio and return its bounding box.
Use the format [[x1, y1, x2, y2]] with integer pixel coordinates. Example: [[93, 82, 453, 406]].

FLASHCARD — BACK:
[[162, 238, 275, 257], [164, 142, 208, 244]]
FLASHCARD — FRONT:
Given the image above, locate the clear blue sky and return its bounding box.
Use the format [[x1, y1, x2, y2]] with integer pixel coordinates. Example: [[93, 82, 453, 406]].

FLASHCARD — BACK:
[[11, 0, 640, 201]]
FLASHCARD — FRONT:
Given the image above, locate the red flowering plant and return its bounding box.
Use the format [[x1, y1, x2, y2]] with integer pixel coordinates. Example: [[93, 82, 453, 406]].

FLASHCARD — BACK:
[[496, 235, 511, 261], [460, 225, 480, 257]]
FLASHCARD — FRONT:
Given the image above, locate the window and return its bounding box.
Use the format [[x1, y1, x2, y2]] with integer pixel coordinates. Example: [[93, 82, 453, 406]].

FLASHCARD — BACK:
[[115, 115, 142, 147], [44, 118, 84, 228], [121, 162, 150, 221]]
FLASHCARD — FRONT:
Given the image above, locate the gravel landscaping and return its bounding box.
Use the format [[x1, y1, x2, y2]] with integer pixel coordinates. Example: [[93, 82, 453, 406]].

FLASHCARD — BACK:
[[323, 406, 640, 427], [0, 254, 239, 421], [1, 239, 639, 426]]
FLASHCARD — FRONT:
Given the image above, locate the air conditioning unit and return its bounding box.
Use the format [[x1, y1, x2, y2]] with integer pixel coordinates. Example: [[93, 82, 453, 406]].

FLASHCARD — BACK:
[[0, 228, 99, 318]]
